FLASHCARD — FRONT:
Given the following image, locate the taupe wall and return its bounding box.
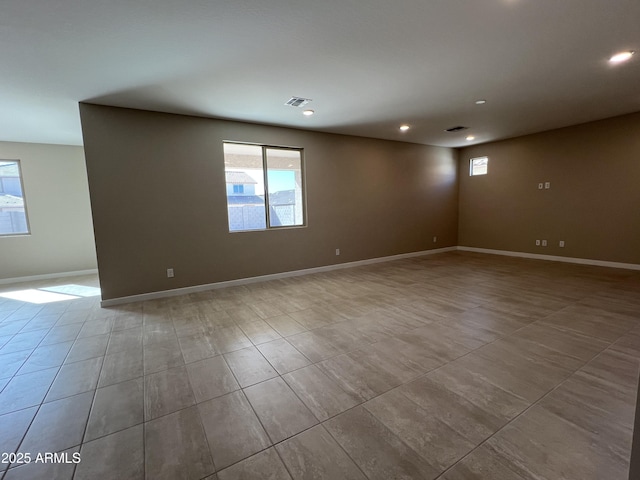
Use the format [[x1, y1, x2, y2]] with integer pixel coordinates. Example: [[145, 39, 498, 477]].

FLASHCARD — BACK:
[[0, 141, 97, 280], [458, 112, 640, 265], [80, 104, 458, 300]]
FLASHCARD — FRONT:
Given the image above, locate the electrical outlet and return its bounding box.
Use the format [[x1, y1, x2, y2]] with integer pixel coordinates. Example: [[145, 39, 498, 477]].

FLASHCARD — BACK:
[[559, 240, 565, 247], [167, 268, 174, 278], [535, 240, 541, 246], [538, 183, 544, 190], [542, 240, 547, 247], [335, 248, 340, 256], [433, 236, 437, 243], [545, 182, 551, 189]]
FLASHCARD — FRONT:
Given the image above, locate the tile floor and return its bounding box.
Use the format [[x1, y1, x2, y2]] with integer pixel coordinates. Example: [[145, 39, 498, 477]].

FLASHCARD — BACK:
[[0, 251, 639, 479]]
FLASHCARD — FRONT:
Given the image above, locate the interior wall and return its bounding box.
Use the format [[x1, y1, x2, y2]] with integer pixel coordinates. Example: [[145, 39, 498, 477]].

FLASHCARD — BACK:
[[80, 104, 459, 301], [0, 141, 97, 280], [458, 112, 640, 265]]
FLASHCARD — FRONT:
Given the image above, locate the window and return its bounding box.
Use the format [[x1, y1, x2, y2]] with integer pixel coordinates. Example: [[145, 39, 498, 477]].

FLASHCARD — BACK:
[[0, 160, 30, 236], [470, 156, 488, 176], [223, 143, 305, 232]]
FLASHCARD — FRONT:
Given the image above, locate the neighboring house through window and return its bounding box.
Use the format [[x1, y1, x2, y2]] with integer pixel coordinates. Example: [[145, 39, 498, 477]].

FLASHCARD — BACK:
[[0, 160, 30, 235], [223, 142, 305, 232], [470, 156, 488, 176]]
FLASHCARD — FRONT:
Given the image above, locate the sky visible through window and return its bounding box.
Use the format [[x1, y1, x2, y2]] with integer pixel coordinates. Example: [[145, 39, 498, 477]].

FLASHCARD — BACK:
[[241, 169, 294, 195], [268, 170, 295, 194]]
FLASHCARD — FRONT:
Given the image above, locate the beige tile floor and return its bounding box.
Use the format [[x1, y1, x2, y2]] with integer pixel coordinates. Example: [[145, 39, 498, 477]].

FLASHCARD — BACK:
[[0, 251, 639, 479]]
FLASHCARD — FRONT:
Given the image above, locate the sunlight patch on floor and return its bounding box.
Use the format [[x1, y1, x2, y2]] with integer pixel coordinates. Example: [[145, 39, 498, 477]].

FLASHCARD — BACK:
[[40, 284, 101, 298], [0, 284, 101, 304]]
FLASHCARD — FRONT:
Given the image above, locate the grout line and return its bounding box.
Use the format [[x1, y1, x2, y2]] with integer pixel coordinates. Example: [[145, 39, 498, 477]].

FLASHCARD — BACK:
[[271, 440, 298, 480], [4, 318, 80, 471], [433, 321, 640, 479], [192, 397, 216, 476], [1, 256, 639, 479]]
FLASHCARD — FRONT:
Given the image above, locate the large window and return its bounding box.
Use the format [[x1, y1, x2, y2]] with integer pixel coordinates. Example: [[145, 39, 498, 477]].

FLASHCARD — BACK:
[[0, 160, 30, 236], [223, 143, 305, 232], [470, 156, 488, 176]]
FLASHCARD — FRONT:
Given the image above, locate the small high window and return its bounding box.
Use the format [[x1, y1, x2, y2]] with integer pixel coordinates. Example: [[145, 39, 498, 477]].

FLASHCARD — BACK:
[[223, 143, 305, 232], [470, 156, 488, 176], [0, 160, 30, 236]]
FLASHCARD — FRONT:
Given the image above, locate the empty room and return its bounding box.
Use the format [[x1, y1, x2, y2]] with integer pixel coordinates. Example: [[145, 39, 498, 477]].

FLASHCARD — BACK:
[[0, 1, 639, 480]]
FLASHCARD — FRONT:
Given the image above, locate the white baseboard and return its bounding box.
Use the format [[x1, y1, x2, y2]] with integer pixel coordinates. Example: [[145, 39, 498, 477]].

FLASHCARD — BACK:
[[97, 245, 640, 307], [457, 246, 640, 271], [0, 269, 99, 286], [100, 247, 457, 307]]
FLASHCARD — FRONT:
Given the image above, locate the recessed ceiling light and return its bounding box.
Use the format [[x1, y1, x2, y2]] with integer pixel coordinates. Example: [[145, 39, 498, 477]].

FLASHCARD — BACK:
[[399, 124, 410, 131], [609, 51, 635, 63], [302, 109, 314, 116], [475, 100, 486, 105], [466, 135, 475, 141]]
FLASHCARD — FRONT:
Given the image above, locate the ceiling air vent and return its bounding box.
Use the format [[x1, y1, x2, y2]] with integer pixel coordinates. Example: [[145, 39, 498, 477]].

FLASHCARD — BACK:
[[285, 97, 312, 108], [445, 126, 468, 132]]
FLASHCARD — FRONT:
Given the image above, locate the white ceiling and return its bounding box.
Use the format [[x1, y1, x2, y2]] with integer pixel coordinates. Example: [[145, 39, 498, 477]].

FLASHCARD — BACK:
[[1, 0, 639, 148]]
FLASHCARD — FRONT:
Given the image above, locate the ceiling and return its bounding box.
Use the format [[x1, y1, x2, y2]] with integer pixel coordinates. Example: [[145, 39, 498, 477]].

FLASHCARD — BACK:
[[1, 0, 639, 148]]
